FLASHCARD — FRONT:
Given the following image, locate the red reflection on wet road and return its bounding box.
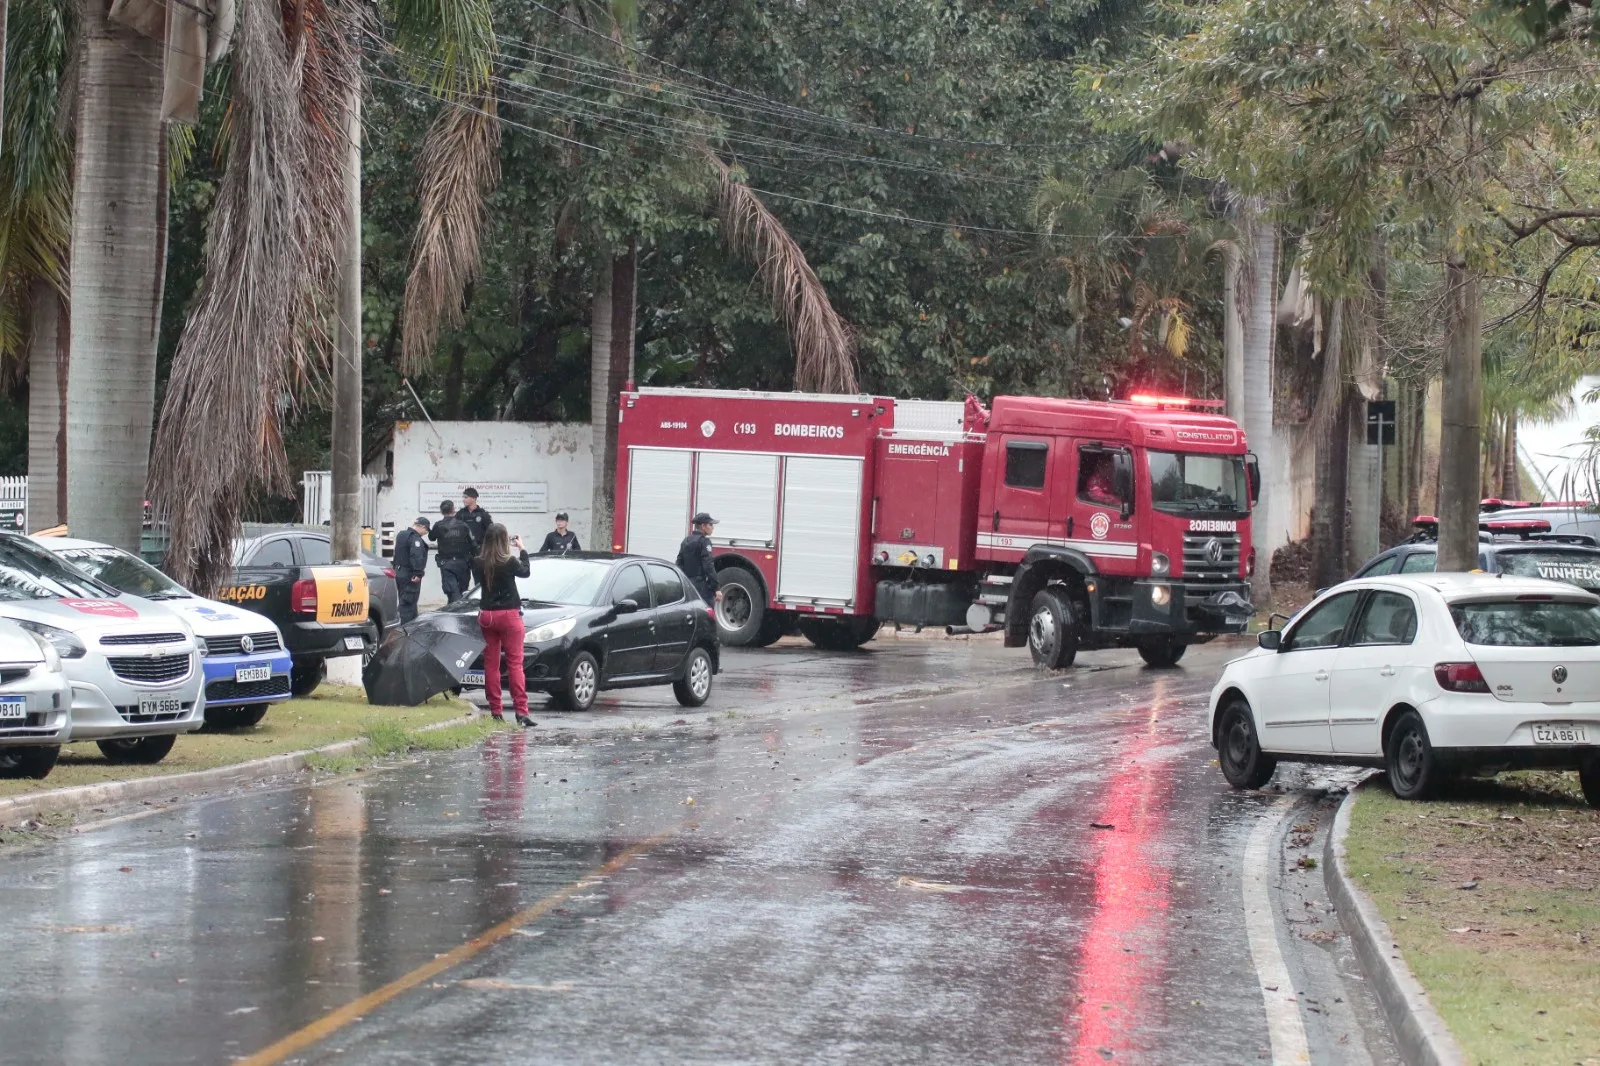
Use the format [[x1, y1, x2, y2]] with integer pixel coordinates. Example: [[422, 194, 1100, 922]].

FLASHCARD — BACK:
[[482, 730, 528, 824], [1064, 694, 1181, 1064]]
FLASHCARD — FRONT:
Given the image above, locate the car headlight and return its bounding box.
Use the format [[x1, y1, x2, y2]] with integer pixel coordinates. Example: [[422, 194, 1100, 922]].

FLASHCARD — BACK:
[[1151, 552, 1171, 576], [1150, 584, 1172, 607], [526, 617, 577, 644], [26, 632, 63, 673], [194, 636, 209, 656], [16, 620, 87, 659]]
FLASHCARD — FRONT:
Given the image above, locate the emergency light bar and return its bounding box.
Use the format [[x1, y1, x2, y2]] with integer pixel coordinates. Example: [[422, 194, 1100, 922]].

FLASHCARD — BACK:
[[1124, 393, 1226, 411], [1481, 518, 1552, 538]]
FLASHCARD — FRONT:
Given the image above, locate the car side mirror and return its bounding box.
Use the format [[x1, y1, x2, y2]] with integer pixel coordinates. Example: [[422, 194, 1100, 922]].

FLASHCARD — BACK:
[[1257, 630, 1281, 651], [1112, 451, 1134, 520], [1246, 453, 1261, 505], [613, 598, 640, 614]]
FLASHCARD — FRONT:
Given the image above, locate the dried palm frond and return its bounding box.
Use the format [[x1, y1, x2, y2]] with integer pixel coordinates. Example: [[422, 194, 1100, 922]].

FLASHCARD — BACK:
[[706, 152, 855, 394], [400, 95, 501, 373], [149, 0, 362, 594]]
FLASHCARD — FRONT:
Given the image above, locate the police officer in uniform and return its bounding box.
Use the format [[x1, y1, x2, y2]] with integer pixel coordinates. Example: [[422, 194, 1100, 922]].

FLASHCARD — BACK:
[[429, 500, 474, 603], [676, 512, 723, 605], [539, 512, 581, 554], [460, 487, 493, 551], [393, 517, 431, 623]]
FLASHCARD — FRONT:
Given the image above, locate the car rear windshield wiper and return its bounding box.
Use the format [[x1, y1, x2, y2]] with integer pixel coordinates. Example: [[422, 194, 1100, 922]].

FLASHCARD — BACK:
[[1545, 637, 1600, 646]]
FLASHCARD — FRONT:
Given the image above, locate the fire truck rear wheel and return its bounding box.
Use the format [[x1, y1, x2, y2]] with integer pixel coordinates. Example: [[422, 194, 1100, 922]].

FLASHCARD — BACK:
[[1137, 636, 1188, 668], [1027, 589, 1078, 670], [797, 616, 879, 651], [753, 611, 787, 647], [714, 567, 766, 646]]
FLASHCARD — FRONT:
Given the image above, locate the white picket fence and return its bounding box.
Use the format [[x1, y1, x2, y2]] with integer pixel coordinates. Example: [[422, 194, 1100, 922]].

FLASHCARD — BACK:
[[300, 471, 380, 528], [0, 476, 27, 532]]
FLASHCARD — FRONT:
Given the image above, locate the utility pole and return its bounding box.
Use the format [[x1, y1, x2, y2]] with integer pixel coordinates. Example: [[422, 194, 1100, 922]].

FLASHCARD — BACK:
[[331, 92, 362, 562]]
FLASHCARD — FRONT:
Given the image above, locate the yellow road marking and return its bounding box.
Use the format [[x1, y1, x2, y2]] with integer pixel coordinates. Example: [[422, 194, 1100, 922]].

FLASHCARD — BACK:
[[236, 827, 678, 1066]]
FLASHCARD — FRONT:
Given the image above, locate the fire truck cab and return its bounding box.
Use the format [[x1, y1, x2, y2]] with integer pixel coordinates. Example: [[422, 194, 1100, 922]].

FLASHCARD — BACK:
[[614, 387, 1257, 668]]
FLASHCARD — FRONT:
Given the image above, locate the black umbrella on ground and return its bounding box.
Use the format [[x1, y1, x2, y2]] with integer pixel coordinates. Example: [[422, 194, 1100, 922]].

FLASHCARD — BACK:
[[362, 612, 485, 706]]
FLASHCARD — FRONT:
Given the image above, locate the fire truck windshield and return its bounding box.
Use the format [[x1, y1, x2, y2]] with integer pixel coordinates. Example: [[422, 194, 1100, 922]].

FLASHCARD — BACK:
[[1147, 451, 1250, 515]]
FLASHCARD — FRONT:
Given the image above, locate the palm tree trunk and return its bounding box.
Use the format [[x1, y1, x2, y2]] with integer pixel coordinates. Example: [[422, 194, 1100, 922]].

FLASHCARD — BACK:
[[1437, 260, 1483, 571], [331, 91, 363, 562], [25, 279, 67, 528], [595, 241, 637, 550], [589, 261, 614, 549], [66, 3, 167, 550], [1310, 300, 1347, 589], [0, 0, 9, 161], [1222, 242, 1244, 422], [1501, 414, 1519, 499], [1239, 201, 1279, 605]]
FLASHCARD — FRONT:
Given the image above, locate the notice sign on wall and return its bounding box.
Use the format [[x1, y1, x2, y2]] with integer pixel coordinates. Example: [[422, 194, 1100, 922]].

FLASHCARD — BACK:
[[419, 482, 549, 513]]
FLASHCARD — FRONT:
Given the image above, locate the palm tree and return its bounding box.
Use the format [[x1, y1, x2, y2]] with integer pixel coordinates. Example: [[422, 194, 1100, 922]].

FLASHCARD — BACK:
[[1, 0, 71, 528], [64, 1, 168, 550], [1238, 200, 1279, 605]]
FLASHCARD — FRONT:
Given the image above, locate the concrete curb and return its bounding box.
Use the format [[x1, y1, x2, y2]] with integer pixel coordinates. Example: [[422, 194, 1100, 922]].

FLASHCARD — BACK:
[[0, 710, 480, 827], [1324, 782, 1467, 1066]]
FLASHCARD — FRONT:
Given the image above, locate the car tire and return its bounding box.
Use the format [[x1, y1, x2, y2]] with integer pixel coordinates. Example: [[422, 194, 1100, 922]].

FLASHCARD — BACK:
[[714, 568, 766, 646], [1137, 636, 1187, 668], [98, 734, 178, 765], [208, 703, 270, 731], [1578, 758, 1600, 810], [0, 746, 61, 780], [364, 612, 383, 666], [554, 650, 599, 712], [1028, 588, 1078, 670], [290, 657, 326, 697], [1217, 699, 1276, 789], [1385, 710, 1442, 800], [673, 647, 715, 707], [241, 703, 269, 727]]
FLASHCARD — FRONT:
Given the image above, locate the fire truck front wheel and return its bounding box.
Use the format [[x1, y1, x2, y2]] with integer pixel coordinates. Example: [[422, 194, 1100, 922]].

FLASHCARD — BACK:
[[1137, 636, 1188, 668], [1028, 589, 1079, 670], [714, 567, 768, 646]]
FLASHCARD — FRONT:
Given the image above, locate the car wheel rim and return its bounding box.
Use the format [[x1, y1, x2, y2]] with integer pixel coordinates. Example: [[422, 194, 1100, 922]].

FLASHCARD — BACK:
[[1225, 716, 1252, 771], [1395, 730, 1424, 787], [690, 655, 711, 698], [574, 661, 596, 705], [716, 587, 751, 631], [1030, 607, 1055, 656]]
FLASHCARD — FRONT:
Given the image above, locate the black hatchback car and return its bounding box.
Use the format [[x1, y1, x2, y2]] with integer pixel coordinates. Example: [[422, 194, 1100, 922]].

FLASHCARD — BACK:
[[1351, 517, 1600, 594], [449, 553, 720, 711]]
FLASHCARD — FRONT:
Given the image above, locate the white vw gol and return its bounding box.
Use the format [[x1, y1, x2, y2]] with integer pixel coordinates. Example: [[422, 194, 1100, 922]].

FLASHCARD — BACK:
[[1210, 573, 1600, 806], [0, 533, 205, 764]]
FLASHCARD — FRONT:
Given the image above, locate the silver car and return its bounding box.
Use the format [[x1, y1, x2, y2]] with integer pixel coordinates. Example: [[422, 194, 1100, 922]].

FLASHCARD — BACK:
[[0, 617, 73, 779], [0, 534, 204, 764]]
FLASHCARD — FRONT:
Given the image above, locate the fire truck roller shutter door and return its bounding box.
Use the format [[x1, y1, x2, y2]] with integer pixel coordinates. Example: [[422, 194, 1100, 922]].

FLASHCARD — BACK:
[[626, 449, 694, 562], [778, 456, 865, 604], [694, 451, 779, 545]]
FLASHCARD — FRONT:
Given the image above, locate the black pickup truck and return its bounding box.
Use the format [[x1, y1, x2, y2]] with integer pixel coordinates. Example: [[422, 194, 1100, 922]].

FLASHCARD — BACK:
[[216, 528, 380, 695]]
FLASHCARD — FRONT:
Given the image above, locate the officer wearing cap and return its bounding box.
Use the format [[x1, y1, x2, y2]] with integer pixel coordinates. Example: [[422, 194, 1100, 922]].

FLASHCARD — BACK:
[[540, 512, 581, 554], [459, 487, 493, 550], [676, 512, 722, 605], [393, 517, 431, 623]]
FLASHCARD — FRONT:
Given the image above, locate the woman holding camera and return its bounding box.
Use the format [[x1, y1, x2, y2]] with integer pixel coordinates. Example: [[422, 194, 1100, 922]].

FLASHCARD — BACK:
[[472, 523, 532, 726]]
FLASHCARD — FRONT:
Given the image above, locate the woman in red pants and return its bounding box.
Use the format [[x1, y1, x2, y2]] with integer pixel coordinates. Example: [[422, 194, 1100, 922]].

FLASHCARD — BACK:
[[472, 523, 532, 726]]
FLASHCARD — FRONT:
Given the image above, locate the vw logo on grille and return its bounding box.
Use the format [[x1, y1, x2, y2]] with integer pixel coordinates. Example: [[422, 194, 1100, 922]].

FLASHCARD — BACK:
[[1204, 538, 1226, 565], [239, 635, 254, 654], [1553, 665, 1568, 684]]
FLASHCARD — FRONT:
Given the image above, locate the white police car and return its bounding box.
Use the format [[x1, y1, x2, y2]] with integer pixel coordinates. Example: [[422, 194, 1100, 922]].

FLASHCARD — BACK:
[[0, 616, 72, 778], [35, 537, 292, 730]]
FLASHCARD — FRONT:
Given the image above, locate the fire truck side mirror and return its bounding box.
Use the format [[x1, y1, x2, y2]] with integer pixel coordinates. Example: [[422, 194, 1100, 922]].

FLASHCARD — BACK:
[[1246, 453, 1262, 504], [1112, 451, 1134, 519]]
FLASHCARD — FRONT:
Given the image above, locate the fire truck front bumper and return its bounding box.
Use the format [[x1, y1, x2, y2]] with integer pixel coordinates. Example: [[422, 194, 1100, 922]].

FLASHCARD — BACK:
[[1128, 581, 1254, 637]]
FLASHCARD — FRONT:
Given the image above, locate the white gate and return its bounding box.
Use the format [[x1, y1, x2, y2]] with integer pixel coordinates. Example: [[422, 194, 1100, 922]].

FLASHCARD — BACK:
[[0, 476, 26, 533], [624, 448, 693, 562], [777, 456, 863, 606], [301, 472, 380, 527]]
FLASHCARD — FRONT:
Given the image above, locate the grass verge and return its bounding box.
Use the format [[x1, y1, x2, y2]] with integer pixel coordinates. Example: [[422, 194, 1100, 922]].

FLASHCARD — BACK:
[[0, 684, 488, 799], [1343, 773, 1600, 1065]]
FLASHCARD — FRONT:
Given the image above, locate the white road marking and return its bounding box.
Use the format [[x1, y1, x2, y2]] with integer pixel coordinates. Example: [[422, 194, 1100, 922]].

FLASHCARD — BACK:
[[1243, 796, 1312, 1065]]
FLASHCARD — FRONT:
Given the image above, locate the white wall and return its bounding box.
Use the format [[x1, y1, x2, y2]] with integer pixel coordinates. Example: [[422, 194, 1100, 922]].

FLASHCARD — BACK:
[[375, 421, 594, 606]]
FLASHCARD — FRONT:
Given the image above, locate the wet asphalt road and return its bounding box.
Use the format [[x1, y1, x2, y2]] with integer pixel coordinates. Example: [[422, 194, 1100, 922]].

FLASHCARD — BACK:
[[0, 635, 1399, 1066]]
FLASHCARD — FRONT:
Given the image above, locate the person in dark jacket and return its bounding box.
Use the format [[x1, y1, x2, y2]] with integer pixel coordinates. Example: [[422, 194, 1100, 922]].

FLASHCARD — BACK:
[[471, 523, 532, 726], [540, 512, 581, 554], [676, 512, 723, 605], [460, 487, 493, 550], [430, 501, 473, 603], [393, 517, 430, 623]]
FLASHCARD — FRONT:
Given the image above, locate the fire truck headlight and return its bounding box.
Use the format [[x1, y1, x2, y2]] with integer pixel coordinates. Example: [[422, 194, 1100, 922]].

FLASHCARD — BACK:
[[1150, 584, 1172, 607], [1151, 552, 1170, 577]]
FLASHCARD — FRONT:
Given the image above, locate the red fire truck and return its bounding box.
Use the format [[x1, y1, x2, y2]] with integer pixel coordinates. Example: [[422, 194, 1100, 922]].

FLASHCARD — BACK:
[[613, 387, 1259, 667]]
